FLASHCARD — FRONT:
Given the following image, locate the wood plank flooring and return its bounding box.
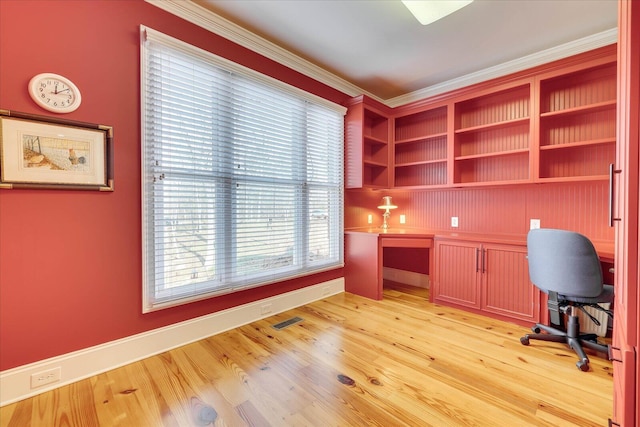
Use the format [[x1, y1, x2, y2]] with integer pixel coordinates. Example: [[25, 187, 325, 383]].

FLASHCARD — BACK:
[[0, 283, 613, 426]]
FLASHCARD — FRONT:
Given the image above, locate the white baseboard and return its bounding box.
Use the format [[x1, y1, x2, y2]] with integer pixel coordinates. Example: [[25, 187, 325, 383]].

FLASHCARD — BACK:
[[0, 278, 344, 406], [383, 267, 430, 289]]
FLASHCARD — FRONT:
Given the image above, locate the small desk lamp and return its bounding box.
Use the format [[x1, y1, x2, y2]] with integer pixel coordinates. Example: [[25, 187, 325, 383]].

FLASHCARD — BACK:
[[377, 196, 398, 229]]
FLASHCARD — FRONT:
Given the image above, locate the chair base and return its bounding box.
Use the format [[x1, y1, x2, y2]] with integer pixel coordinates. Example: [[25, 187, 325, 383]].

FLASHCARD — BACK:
[[520, 314, 610, 371]]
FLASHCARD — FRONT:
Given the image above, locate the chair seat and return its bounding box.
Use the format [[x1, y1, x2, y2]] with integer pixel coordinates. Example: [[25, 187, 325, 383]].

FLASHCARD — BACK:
[[559, 284, 614, 305]]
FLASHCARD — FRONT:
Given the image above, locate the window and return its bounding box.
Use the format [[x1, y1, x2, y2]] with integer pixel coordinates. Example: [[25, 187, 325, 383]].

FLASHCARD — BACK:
[[141, 27, 345, 312]]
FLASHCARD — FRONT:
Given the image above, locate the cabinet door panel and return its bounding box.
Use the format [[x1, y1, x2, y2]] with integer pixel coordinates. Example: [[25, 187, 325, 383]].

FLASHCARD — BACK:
[[434, 240, 481, 308], [482, 245, 540, 323]]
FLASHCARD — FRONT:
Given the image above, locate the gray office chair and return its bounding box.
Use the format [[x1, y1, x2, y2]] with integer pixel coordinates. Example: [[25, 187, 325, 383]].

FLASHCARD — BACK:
[[520, 228, 614, 371]]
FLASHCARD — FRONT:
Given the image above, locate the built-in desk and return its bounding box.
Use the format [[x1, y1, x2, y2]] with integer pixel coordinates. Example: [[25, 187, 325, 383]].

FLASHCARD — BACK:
[[345, 228, 615, 326], [344, 228, 434, 300]]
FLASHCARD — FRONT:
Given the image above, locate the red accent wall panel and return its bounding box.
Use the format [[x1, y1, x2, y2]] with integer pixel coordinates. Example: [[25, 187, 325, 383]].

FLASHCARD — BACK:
[[346, 181, 613, 285], [346, 181, 614, 243], [0, 0, 350, 371]]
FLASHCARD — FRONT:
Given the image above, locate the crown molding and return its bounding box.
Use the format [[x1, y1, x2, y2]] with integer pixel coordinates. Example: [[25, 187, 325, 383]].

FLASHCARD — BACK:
[[145, 0, 379, 101], [146, 1, 616, 108], [386, 28, 618, 108]]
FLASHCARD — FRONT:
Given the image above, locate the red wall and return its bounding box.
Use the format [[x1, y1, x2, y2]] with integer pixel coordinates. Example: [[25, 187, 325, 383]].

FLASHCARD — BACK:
[[0, 0, 350, 371]]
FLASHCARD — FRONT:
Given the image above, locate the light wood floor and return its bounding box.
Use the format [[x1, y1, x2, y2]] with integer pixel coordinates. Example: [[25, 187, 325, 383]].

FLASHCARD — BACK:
[[1, 283, 613, 426]]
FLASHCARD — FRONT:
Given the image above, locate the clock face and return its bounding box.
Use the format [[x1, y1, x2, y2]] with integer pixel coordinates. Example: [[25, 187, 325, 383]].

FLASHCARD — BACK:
[[28, 73, 82, 113]]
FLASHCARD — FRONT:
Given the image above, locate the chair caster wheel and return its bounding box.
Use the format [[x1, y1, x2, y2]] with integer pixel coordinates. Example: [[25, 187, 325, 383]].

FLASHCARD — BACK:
[[520, 336, 530, 346], [576, 360, 590, 372], [531, 326, 541, 333]]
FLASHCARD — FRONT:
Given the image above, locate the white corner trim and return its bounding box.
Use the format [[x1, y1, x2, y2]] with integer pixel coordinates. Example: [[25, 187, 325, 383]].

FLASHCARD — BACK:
[[0, 278, 344, 407], [383, 267, 430, 289]]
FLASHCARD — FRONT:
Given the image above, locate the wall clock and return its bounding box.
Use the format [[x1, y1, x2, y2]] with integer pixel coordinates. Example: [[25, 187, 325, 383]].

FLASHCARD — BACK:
[[28, 73, 82, 113]]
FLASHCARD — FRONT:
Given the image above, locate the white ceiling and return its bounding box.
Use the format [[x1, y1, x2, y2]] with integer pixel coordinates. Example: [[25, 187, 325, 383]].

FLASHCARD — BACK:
[[163, 0, 618, 106]]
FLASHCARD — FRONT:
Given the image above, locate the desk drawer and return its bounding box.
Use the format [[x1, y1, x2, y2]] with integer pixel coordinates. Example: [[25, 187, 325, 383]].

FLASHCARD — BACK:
[[381, 238, 432, 248]]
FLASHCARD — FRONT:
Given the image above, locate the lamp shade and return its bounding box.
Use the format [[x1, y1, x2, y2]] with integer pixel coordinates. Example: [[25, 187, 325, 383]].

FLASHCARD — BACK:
[[378, 196, 398, 210]]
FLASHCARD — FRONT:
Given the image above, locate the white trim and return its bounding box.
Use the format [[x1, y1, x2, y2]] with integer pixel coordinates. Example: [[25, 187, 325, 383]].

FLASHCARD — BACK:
[[383, 267, 430, 289], [0, 278, 344, 407], [144, 0, 370, 101], [145, 0, 617, 108], [386, 28, 618, 108]]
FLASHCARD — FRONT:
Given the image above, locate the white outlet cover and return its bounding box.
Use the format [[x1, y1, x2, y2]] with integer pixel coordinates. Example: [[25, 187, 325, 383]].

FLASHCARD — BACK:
[[30, 367, 61, 389], [451, 217, 459, 227], [530, 219, 541, 230]]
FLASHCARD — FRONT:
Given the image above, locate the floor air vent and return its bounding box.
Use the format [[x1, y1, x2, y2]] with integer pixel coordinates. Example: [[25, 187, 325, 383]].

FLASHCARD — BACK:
[[272, 316, 303, 330]]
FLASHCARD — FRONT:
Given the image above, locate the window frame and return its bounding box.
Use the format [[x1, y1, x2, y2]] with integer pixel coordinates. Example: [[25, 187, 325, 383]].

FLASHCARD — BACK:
[[140, 26, 346, 312]]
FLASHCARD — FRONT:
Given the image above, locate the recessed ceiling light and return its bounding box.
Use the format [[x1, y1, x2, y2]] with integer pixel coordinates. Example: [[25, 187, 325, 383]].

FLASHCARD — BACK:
[[402, 0, 474, 26]]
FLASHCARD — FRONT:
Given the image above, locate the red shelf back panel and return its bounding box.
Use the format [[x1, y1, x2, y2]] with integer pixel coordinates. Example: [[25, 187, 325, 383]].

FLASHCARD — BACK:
[[395, 162, 447, 187], [456, 122, 530, 157], [363, 164, 389, 187], [363, 109, 389, 141], [454, 152, 529, 183], [395, 135, 447, 164], [539, 143, 616, 178], [363, 140, 389, 164], [540, 63, 616, 114], [395, 106, 447, 141], [540, 107, 616, 146], [456, 84, 530, 130]]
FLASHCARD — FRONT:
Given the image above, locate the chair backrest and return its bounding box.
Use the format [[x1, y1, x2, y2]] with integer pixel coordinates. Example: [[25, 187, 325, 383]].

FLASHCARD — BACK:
[[527, 228, 603, 298]]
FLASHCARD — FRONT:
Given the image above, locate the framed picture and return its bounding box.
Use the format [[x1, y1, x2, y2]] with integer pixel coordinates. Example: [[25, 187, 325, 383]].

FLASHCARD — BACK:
[[0, 110, 113, 191]]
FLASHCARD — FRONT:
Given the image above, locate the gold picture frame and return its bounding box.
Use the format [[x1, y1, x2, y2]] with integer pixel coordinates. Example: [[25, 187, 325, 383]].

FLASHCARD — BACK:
[[0, 109, 113, 191]]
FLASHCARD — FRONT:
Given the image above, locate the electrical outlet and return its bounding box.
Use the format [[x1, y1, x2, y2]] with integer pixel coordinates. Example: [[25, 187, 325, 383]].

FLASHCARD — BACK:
[[451, 216, 459, 228], [399, 214, 406, 224], [260, 303, 272, 315], [367, 214, 373, 224], [30, 367, 61, 389], [530, 219, 541, 230]]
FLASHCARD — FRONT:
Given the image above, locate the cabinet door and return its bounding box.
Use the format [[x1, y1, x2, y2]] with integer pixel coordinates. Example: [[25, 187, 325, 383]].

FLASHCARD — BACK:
[[344, 233, 383, 300], [481, 244, 540, 323], [433, 240, 481, 308], [611, 1, 639, 425]]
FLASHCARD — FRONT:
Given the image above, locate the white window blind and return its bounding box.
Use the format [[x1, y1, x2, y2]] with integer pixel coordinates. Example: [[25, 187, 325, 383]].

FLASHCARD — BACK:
[[141, 26, 345, 312]]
